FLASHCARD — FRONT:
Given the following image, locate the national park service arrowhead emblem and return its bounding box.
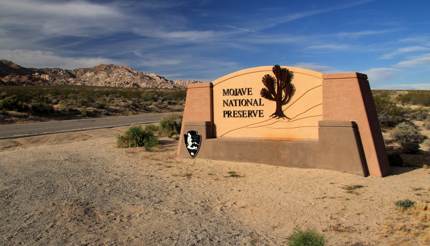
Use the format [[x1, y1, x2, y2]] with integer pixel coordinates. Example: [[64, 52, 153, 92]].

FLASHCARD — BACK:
[[184, 130, 201, 158]]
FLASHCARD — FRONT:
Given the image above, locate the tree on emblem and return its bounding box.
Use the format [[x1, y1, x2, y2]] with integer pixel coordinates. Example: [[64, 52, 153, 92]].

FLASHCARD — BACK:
[[260, 65, 295, 119]]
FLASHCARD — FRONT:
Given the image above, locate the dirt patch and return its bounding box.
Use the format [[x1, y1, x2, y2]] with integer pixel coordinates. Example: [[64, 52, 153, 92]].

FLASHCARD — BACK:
[[0, 129, 429, 245]]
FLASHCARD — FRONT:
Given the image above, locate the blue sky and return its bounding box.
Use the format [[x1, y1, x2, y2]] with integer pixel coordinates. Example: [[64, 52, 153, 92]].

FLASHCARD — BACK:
[[0, 0, 430, 88]]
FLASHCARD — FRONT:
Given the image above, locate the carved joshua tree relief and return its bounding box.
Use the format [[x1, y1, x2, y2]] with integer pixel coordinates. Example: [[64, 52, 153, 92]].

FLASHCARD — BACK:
[[260, 65, 295, 119]]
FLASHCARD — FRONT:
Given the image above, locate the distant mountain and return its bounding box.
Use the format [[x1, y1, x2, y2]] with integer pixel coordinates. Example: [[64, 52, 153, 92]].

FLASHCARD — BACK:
[[173, 79, 209, 87], [0, 60, 201, 88]]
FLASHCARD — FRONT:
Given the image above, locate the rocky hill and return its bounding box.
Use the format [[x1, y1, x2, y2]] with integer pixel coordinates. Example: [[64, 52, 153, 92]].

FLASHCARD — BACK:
[[0, 60, 182, 88], [173, 79, 209, 87]]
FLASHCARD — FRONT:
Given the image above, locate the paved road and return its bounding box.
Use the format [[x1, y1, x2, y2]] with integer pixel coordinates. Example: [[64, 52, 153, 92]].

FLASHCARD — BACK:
[[0, 113, 175, 139]]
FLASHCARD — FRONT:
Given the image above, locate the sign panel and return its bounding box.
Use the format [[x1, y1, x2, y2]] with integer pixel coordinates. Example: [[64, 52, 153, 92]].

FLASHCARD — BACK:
[[213, 66, 323, 140]]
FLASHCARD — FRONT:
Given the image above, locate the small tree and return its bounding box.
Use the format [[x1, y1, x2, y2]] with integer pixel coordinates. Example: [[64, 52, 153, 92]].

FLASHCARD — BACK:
[[260, 65, 295, 118], [392, 122, 426, 153]]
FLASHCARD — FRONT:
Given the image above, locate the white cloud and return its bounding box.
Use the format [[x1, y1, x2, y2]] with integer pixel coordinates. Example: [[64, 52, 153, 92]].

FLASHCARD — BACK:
[[307, 44, 351, 51], [293, 63, 336, 72], [0, 49, 117, 69], [365, 67, 398, 82], [374, 82, 430, 90], [254, 0, 374, 31], [336, 29, 397, 38], [381, 46, 430, 59], [394, 53, 430, 68], [139, 58, 183, 67], [244, 34, 305, 44], [0, 0, 123, 37], [399, 36, 430, 44], [0, 0, 121, 18], [132, 29, 221, 42], [366, 52, 430, 85]]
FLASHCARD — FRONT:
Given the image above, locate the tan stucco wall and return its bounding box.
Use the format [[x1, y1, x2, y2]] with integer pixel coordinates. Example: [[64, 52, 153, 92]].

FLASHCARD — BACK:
[[213, 66, 323, 140], [179, 121, 369, 176], [177, 83, 213, 156], [322, 73, 389, 177]]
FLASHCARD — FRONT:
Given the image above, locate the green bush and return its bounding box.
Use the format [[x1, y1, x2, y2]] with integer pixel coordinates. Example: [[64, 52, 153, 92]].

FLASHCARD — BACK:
[[0, 86, 186, 121], [398, 91, 430, 106], [145, 124, 160, 133], [374, 94, 405, 127], [395, 199, 415, 209], [288, 229, 325, 246], [117, 126, 158, 150], [392, 122, 426, 153], [159, 114, 182, 137], [0, 96, 26, 111], [405, 107, 429, 121], [31, 102, 54, 115]]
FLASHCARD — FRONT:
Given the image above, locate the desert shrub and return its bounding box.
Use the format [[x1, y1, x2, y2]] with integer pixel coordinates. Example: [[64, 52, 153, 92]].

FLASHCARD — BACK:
[[117, 126, 158, 150], [145, 124, 160, 133], [288, 229, 325, 246], [159, 114, 182, 137], [31, 102, 54, 115], [392, 122, 426, 153], [0, 86, 185, 118], [0, 96, 26, 111], [374, 94, 405, 127], [226, 171, 243, 178], [79, 108, 99, 117], [395, 199, 415, 209], [398, 91, 430, 106], [405, 107, 429, 121]]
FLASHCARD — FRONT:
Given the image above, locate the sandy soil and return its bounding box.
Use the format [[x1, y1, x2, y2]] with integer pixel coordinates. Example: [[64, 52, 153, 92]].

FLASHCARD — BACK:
[[0, 129, 429, 245]]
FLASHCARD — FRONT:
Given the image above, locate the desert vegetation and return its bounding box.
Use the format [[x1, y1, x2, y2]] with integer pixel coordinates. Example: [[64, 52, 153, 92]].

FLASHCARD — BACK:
[[395, 199, 416, 209], [373, 90, 429, 167], [287, 229, 325, 246], [1, 92, 429, 245], [116, 114, 182, 150], [159, 114, 182, 138], [116, 125, 159, 150], [0, 85, 185, 123]]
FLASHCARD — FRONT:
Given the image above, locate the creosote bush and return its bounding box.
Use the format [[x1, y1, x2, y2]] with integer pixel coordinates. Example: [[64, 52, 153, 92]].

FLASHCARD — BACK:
[[406, 107, 429, 121], [159, 114, 182, 137], [288, 229, 325, 246], [144, 124, 160, 133], [392, 122, 426, 153], [373, 94, 405, 128], [395, 199, 415, 209], [0, 85, 185, 121], [398, 91, 430, 106], [117, 125, 158, 150]]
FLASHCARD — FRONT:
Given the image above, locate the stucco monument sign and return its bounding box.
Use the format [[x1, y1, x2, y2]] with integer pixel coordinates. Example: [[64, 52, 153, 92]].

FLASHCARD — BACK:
[[177, 65, 390, 177]]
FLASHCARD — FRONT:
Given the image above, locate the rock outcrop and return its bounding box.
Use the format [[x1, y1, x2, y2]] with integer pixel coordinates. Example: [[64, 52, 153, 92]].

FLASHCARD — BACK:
[[173, 80, 207, 87], [0, 60, 178, 88]]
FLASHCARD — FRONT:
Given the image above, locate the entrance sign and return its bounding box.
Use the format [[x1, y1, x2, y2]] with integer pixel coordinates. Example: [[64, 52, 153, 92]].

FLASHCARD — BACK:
[[178, 65, 390, 177], [213, 66, 322, 140]]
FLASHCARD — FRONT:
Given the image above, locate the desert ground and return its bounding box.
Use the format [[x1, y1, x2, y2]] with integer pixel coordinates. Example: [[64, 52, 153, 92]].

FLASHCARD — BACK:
[[0, 127, 429, 245]]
